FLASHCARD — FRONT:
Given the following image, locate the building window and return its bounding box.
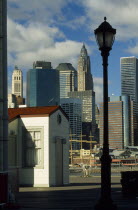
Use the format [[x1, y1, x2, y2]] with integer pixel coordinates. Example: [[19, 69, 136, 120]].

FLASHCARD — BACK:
[[23, 127, 43, 168]]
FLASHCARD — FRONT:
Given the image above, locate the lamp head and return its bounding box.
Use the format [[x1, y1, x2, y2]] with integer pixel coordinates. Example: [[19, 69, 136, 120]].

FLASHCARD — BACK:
[[94, 17, 116, 51]]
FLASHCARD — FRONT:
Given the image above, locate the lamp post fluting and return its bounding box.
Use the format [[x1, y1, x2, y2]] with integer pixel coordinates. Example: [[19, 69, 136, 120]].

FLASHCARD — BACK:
[[94, 17, 117, 210]]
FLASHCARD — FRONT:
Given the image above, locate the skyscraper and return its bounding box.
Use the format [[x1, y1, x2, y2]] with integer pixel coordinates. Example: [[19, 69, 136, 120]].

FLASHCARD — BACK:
[[99, 95, 138, 149], [56, 63, 77, 99], [121, 57, 138, 102], [60, 98, 82, 150], [12, 66, 23, 97], [33, 61, 52, 69], [27, 63, 60, 107], [78, 44, 93, 91], [68, 44, 96, 148], [68, 90, 95, 123]]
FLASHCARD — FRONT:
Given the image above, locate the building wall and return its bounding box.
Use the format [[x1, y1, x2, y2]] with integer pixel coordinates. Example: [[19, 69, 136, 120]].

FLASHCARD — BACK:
[[27, 69, 60, 107], [121, 57, 138, 102], [8, 119, 19, 192], [49, 110, 69, 186], [78, 44, 93, 91], [56, 63, 77, 99], [99, 101, 124, 149], [19, 116, 49, 186], [68, 90, 95, 123], [8, 94, 17, 108], [9, 117, 49, 186], [60, 98, 82, 150], [130, 101, 138, 146], [8, 110, 69, 187], [99, 96, 138, 149], [12, 67, 23, 97]]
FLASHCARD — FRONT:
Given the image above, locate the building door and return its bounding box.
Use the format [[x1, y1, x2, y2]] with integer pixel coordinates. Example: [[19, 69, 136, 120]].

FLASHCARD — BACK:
[[56, 139, 63, 186]]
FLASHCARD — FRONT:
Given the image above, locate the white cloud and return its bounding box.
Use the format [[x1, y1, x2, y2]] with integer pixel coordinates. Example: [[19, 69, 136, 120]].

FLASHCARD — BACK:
[[93, 77, 112, 103], [7, 17, 82, 69], [93, 77, 103, 103], [127, 44, 138, 55], [8, 0, 71, 24], [79, 0, 138, 42]]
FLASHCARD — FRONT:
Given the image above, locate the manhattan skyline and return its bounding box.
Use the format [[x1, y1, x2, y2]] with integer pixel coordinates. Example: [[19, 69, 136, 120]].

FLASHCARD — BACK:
[[7, 0, 138, 103]]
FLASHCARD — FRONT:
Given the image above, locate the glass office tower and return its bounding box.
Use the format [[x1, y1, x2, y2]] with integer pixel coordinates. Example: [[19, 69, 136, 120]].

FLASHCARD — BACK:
[[56, 63, 77, 99], [27, 68, 60, 107], [121, 57, 138, 102], [68, 90, 95, 123], [60, 98, 82, 150]]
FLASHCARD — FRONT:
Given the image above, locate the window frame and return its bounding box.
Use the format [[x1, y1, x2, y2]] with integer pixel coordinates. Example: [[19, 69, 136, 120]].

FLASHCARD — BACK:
[[22, 126, 44, 169]]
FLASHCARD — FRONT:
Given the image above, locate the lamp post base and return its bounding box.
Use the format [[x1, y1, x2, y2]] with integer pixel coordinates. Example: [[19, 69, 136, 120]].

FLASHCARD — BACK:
[[95, 198, 117, 210]]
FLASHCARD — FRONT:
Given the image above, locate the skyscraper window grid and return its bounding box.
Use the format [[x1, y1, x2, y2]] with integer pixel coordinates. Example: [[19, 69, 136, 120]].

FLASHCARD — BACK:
[[121, 57, 138, 102]]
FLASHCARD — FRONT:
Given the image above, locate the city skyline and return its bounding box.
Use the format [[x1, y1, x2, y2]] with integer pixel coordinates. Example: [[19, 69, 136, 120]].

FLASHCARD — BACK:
[[7, 1, 138, 103]]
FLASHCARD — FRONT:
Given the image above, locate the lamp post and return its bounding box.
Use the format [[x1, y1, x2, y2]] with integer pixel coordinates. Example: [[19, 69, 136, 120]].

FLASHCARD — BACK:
[[94, 17, 117, 209]]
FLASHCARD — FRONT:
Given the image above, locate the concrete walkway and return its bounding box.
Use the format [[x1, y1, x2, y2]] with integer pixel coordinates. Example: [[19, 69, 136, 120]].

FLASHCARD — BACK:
[[10, 175, 138, 210]]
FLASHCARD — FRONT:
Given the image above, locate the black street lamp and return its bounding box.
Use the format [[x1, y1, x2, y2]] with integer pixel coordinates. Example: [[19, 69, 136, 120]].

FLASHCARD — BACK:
[[94, 17, 117, 210]]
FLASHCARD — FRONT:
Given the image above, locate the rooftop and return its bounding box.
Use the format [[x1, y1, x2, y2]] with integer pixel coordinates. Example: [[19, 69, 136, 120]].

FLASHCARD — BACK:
[[56, 63, 76, 71], [8, 106, 60, 122]]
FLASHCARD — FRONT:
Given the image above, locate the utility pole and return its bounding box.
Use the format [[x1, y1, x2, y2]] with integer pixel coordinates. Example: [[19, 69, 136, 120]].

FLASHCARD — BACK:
[[77, 134, 86, 150], [89, 135, 94, 153], [0, 0, 8, 204], [69, 134, 76, 165]]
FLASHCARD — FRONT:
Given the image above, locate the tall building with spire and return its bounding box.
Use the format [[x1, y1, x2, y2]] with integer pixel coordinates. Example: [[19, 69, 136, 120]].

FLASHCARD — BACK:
[[78, 44, 93, 91], [68, 44, 97, 148]]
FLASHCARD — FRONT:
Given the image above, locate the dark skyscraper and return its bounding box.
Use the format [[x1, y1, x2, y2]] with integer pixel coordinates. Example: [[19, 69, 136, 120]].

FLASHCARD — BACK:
[[27, 62, 60, 107]]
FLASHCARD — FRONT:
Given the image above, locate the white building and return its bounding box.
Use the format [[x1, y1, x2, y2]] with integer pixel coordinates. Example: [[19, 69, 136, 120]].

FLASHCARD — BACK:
[[12, 66, 23, 97], [8, 94, 17, 108], [8, 106, 69, 187]]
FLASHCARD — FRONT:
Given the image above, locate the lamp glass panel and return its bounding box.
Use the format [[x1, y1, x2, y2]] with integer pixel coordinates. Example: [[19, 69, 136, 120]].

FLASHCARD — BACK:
[[105, 32, 114, 48], [95, 32, 103, 48]]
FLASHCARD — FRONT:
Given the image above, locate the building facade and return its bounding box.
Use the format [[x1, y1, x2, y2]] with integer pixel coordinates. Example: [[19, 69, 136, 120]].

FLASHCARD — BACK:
[[56, 63, 77, 99], [12, 66, 23, 98], [67, 45, 96, 148], [60, 98, 82, 150], [68, 90, 95, 123], [8, 106, 69, 187], [99, 96, 138, 149], [26, 68, 60, 107], [68, 90, 96, 149], [8, 94, 17, 108], [121, 57, 138, 102], [130, 100, 138, 146]]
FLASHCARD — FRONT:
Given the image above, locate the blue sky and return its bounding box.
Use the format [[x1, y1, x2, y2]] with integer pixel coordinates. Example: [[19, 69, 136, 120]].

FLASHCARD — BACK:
[[7, 0, 138, 103]]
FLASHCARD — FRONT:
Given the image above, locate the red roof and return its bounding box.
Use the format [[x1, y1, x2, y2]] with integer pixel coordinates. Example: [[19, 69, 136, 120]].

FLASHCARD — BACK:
[[8, 106, 61, 121]]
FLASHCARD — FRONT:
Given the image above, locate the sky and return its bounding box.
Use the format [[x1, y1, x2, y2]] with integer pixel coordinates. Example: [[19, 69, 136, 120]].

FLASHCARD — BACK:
[[7, 0, 138, 103]]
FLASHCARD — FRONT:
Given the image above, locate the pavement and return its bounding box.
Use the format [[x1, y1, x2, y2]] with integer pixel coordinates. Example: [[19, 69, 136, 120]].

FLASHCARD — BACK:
[[8, 175, 138, 210]]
